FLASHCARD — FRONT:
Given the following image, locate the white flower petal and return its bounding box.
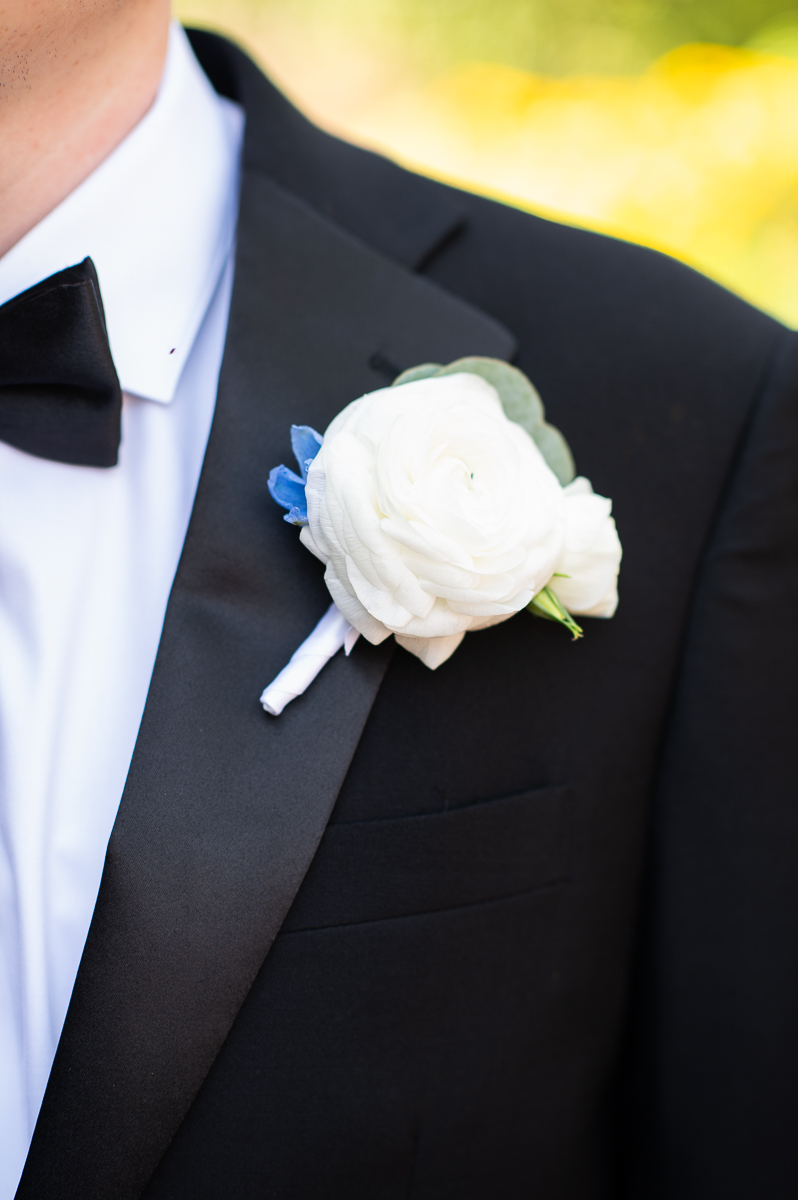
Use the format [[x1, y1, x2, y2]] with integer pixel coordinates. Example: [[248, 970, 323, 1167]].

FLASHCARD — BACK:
[[323, 566, 392, 644], [298, 524, 328, 564], [549, 481, 622, 616], [577, 580, 619, 619], [344, 554, 415, 629], [394, 631, 466, 669]]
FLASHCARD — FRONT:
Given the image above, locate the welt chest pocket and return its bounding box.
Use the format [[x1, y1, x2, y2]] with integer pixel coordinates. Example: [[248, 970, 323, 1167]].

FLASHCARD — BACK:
[[283, 784, 570, 933]]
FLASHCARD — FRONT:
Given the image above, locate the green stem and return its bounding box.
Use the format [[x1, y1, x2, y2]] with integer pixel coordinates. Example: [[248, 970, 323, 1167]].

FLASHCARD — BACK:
[[527, 585, 583, 640]]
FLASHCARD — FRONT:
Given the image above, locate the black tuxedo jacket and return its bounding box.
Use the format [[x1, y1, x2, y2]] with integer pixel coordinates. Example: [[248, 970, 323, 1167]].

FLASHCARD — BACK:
[[16, 29, 798, 1200]]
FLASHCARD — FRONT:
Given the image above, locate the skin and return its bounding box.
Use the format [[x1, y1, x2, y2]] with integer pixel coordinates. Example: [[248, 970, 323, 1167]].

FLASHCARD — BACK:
[[0, 0, 172, 258]]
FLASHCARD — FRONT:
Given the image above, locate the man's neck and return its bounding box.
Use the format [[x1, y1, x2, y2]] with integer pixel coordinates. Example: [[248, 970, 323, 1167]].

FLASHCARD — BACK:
[[0, 0, 171, 260]]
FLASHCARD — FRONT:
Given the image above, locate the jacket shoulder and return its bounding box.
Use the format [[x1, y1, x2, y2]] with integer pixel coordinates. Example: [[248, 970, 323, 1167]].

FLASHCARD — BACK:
[[188, 26, 781, 355], [422, 182, 782, 372], [187, 26, 784, 401]]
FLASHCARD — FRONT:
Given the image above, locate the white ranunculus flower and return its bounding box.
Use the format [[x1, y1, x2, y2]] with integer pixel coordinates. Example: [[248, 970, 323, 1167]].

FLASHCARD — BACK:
[[548, 476, 622, 618], [300, 372, 567, 668]]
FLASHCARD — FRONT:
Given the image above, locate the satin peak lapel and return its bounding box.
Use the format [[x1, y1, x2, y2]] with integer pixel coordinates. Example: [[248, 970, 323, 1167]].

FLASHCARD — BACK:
[[17, 174, 515, 1199]]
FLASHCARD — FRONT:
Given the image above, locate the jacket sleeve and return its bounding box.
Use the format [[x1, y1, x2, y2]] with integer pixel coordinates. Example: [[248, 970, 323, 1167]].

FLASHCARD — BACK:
[[628, 327, 798, 1198]]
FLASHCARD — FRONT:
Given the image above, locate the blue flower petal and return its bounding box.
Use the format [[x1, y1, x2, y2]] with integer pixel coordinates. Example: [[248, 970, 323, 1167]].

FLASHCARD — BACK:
[[282, 505, 308, 526], [290, 425, 323, 481], [268, 464, 308, 524], [268, 426, 322, 527]]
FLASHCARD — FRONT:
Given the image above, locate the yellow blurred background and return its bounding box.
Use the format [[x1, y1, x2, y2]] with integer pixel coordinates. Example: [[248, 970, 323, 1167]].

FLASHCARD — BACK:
[[175, 1, 798, 326]]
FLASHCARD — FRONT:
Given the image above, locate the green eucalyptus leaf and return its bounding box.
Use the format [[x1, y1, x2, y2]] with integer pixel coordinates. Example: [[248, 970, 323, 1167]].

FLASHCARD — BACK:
[[392, 356, 575, 485], [391, 363, 443, 387], [531, 421, 576, 487]]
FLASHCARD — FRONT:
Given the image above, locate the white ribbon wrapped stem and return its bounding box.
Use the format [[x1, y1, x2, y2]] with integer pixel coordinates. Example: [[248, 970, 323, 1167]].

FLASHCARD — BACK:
[[260, 602, 360, 716]]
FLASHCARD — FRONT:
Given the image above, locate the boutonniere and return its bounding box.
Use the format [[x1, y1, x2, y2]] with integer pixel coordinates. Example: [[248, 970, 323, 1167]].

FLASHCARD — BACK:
[[261, 358, 622, 714]]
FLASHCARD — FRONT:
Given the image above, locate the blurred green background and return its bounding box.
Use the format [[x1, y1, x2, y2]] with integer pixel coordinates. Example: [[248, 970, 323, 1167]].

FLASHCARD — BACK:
[[176, 0, 798, 323]]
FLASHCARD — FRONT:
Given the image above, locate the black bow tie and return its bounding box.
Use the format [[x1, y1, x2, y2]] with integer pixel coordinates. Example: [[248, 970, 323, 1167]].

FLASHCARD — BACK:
[[0, 257, 122, 467]]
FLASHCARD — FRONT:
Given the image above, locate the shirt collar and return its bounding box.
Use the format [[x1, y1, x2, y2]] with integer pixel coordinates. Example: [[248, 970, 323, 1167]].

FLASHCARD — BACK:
[[0, 23, 244, 404]]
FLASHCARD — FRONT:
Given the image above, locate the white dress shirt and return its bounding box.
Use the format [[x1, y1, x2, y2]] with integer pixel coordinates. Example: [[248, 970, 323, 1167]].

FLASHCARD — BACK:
[[0, 25, 243, 1197]]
